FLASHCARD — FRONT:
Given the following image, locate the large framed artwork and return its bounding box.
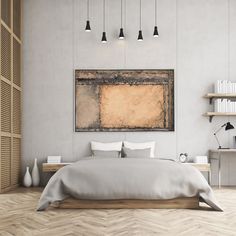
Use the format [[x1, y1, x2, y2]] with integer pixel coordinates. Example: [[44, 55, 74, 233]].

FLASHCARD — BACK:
[[75, 70, 174, 131]]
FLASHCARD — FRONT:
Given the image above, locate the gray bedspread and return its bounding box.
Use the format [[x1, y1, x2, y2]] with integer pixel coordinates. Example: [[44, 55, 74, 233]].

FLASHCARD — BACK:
[[37, 158, 222, 211]]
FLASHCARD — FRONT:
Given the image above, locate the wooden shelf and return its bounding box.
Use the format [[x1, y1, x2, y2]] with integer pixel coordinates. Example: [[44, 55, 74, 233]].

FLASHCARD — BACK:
[[204, 93, 236, 104], [203, 112, 236, 122]]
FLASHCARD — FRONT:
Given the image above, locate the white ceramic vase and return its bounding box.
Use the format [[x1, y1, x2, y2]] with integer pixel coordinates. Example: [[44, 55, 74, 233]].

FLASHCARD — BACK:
[[23, 166, 32, 187], [32, 158, 40, 187]]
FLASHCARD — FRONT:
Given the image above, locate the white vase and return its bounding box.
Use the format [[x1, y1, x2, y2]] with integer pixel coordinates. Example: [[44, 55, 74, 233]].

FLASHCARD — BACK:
[[32, 158, 40, 187], [23, 166, 32, 187]]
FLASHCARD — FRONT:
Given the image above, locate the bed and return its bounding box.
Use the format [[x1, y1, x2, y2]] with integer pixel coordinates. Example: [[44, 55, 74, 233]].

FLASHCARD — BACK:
[[37, 157, 222, 211]]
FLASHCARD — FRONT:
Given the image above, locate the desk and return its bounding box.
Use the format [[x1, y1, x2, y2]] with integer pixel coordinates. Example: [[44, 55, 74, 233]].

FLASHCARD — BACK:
[[209, 149, 236, 188]]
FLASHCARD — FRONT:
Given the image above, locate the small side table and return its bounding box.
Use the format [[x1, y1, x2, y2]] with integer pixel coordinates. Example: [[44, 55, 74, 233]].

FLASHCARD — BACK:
[[42, 163, 72, 172], [209, 149, 236, 188], [183, 163, 211, 184]]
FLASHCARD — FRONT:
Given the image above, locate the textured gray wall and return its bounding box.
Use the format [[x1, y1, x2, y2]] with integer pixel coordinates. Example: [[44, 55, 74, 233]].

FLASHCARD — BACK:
[[23, 0, 236, 185]]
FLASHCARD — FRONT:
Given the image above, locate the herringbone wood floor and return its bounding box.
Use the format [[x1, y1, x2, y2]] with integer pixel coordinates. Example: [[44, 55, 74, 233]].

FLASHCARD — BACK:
[[0, 188, 235, 236]]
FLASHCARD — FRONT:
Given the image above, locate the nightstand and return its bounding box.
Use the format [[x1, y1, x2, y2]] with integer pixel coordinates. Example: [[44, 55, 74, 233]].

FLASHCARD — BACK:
[[183, 163, 211, 184], [42, 163, 72, 172]]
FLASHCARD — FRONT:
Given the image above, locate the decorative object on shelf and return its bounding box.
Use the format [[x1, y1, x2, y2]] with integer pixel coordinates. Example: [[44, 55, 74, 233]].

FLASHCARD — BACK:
[[214, 122, 234, 149], [119, 0, 124, 39], [101, 0, 107, 43], [85, 0, 91, 32], [193, 156, 208, 164], [47, 156, 62, 164], [153, 0, 159, 37], [179, 153, 188, 163], [214, 80, 236, 94], [23, 167, 32, 188], [203, 92, 236, 122], [32, 158, 40, 187], [214, 98, 236, 113], [137, 0, 143, 41]]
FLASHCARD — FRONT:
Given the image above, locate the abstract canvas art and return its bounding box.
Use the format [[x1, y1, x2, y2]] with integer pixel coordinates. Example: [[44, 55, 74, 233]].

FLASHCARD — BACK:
[[75, 70, 174, 131]]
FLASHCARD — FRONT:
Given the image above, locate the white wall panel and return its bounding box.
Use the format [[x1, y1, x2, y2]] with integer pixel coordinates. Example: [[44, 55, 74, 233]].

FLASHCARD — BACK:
[[23, 0, 236, 185]]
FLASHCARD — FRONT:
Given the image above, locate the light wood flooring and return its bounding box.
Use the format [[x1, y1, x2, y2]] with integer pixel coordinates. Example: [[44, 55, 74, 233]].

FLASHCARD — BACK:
[[0, 188, 236, 236]]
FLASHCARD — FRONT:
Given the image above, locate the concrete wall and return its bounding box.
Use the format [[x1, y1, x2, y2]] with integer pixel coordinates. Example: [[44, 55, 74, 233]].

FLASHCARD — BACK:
[[23, 0, 236, 185]]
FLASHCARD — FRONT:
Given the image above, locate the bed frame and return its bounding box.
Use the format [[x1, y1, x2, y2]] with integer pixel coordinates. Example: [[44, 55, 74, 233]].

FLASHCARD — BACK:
[[52, 197, 199, 209]]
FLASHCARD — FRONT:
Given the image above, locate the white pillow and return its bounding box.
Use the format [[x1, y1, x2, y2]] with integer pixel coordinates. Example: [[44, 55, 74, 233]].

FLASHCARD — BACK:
[[91, 141, 123, 151], [123, 141, 156, 158]]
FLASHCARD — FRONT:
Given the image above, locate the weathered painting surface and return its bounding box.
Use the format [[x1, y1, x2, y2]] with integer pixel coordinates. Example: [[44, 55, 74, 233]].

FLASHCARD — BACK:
[[75, 70, 174, 131]]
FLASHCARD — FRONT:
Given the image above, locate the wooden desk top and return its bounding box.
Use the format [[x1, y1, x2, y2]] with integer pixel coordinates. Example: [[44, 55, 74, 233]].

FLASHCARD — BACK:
[[209, 149, 236, 153]]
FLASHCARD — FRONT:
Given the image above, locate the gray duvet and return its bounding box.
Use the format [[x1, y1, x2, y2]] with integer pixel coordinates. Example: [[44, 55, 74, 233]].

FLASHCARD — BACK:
[[37, 158, 222, 211]]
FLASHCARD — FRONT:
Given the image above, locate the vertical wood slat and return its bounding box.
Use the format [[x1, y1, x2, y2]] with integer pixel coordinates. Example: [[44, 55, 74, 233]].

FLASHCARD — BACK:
[[0, 0, 21, 193]]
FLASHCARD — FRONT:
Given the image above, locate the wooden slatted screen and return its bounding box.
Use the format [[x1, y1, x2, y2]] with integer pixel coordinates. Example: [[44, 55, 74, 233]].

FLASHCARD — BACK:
[[1, 26, 11, 81], [13, 0, 21, 39], [1, 81, 11, 133], [13, 38, 20, 87], [12, 138, 20, 185], [1, 0, 11, 27], [13, 88, 20, 134], [1, 137, 11, 189], [0, 0, 22, 193]]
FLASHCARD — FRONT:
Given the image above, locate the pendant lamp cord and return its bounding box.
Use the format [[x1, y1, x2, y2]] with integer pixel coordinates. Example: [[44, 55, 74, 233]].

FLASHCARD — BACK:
[[121, 0, 123, 28], [155, 0, 157, 25], [139, 0, 142, 30], [103, 0, 105, 31], [87, 0, 89, 20]]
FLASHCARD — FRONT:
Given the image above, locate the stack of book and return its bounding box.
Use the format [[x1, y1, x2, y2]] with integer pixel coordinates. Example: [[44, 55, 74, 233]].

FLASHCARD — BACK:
[[214, 80, 236, 93], [214, 99, 236, 112], [47, 156, 61, 163]]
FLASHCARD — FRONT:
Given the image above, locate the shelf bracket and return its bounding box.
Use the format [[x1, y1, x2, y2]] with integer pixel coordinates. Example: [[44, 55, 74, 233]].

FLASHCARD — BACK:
[[209, 116, 213, 122], [209, 98, 213, 105]]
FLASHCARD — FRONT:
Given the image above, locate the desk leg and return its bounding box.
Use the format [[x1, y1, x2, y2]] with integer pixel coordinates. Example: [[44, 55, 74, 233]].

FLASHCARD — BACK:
[[208, 169, 211, 186], [218, 152, 221, 188]]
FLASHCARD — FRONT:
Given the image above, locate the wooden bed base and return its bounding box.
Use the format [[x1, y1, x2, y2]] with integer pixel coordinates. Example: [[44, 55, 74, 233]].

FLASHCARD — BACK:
[[52, 197, 199, 209]]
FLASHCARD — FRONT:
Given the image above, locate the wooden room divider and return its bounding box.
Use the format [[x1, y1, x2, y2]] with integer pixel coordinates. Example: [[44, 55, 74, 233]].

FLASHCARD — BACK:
[[0, 0, 21, 193]]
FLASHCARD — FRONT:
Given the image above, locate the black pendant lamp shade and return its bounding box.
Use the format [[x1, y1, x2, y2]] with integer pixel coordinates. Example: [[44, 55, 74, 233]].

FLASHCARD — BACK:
[[85, 20, 91, 31], [85, 0, 91, 32], [153, 26, 159, 37], [138, 30, 143, 41], [119, 28, 124, 39], [102, 32, 107, 43]]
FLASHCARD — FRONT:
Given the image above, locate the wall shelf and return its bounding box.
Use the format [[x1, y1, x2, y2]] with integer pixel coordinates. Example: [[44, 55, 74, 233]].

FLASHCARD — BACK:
[[204, 93, 236, 104], [204, 112, 236, 122]]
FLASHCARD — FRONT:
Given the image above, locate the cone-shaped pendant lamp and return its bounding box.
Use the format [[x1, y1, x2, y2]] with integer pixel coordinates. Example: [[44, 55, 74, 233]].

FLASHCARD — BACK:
[[137, 0, 143, 41], [119, 0, 125, 39], [85, 0, 91, 31], [153, 0, 159, 37], [101, 0, 107, 43]]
